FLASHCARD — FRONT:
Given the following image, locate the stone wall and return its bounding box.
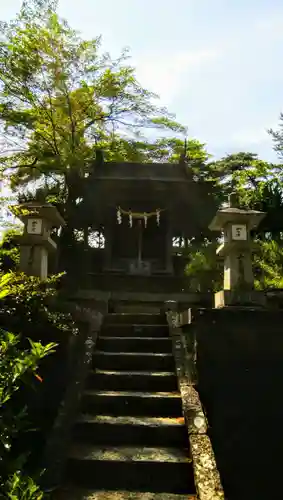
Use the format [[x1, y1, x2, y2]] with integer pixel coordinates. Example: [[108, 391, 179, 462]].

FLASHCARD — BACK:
[[189, 308, 283, 500], [39, 306, 104, 490]]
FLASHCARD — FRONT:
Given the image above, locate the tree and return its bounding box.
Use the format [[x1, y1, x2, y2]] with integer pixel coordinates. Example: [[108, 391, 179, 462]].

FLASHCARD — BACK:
[[208, 152, 273, 205], [269, 112, 283, 161], [185, 149, 283, 290], [0, 0, 187, 241], [4, 2, 283, 291]]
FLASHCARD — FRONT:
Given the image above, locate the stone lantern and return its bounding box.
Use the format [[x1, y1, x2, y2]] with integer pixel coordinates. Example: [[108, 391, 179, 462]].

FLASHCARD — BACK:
[[11, 202, 65, 279], [209, 193, 266, 308]]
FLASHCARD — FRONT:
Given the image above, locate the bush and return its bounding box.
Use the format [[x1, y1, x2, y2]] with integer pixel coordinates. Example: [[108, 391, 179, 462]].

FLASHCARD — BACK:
[[0, 271, 78, 499], [254, 239, 283, 289], [0, 230, 20, 273], [0, 272, 77, 339], [185, 243, 222, 292], [0, 326, 56, 499]]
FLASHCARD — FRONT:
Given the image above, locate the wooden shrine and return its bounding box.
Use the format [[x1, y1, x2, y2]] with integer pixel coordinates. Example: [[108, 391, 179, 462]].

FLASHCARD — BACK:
[[65, 157, 216, 298]]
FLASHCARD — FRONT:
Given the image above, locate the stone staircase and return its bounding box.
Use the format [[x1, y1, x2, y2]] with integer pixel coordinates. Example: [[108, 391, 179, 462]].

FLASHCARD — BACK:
[[56, 313, 196, 499]]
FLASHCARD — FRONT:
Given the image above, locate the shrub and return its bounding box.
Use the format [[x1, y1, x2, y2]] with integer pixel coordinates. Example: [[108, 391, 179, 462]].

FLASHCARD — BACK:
[[0, 326, 56, 499], [0, 230, 20, 273], [0, 271, 78, 498]]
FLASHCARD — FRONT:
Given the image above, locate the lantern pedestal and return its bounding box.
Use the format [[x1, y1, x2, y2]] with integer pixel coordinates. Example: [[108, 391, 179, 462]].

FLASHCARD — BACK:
[[19, 245, 48, 279], [214, 289, 266, 308]]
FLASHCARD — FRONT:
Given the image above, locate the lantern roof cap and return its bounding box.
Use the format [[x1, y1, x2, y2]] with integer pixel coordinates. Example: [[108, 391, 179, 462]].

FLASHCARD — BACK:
[[10, 202, 65, 227], [209, 191, 266, 231], [209, 207, 265, 231]]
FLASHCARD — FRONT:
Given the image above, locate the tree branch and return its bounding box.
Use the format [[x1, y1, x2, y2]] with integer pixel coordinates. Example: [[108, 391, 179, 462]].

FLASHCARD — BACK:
[[39, 69, 60, 155], [8, 157, 38, 170], [62, 83, 76, 153]]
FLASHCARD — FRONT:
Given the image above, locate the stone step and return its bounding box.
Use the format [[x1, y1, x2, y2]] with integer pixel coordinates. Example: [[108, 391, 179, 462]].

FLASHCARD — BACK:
[[97, 336, 172, 354], [104, 314, 166, 326], [81, 391, 183, 417], [93, 352, 174, 371], [114, 305, 161, 314], [73, 415, 187, 447], [56, 487, 195, 499], [101, 324, 169, 338], [87, 370, 178, 392], [65, 445, 194, 493]]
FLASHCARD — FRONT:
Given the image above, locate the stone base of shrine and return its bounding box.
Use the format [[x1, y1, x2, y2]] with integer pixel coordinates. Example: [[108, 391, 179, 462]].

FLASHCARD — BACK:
[[68, 289, 212, 314], [214, 289, 266, 308]]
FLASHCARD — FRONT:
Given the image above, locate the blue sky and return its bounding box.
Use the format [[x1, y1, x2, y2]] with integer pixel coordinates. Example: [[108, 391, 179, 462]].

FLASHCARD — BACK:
[[1, 0, 283, 161]]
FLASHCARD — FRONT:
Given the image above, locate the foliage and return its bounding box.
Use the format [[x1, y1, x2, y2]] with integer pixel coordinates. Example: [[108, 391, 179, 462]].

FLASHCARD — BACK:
[[183, 237, 283, 293], [254, 239, 283, 289], [269, 113, 283, 161], [2, 471, 44, 500], [0, 328, 56, 498], [0, 0, 186, 210], [0, 271, 58, 499], [208, 152, 274, 205], [0, 269, 79, 498], [0, 228, 21, 272], [0, 271, 78, 336], [185, 242, 222, 292]]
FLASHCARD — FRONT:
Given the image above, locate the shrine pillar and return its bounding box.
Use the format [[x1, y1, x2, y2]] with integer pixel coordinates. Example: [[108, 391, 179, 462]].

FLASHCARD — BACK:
[[11, 202, 65, 279], [165, 213, 173, 274], [209, 193, 266, 308], [103, 211, 113, 271]]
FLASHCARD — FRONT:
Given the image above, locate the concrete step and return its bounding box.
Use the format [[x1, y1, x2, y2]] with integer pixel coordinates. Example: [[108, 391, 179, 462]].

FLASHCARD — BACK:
[[114, 305, 161, 314], [73, 415, 187, 447], [56, 487, 196, 499], [97, 337, 172, 354], [65, 445, 194, 493], [101, 324, 169, 338], [81, 391, 183, 417], [104, 314, 166, 326], [93, 352, 174, 371], [87, 370, 178, 392]]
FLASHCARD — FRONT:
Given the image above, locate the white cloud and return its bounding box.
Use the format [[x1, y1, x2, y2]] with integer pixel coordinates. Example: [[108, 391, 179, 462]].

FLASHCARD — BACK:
[[134, 49, 220, 105], [256, 15, 283, 39], [230, 128, 271, 146]]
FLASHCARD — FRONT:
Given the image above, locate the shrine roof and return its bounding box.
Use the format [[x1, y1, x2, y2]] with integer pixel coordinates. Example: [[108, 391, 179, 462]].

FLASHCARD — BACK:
[[77, 160, 218, 237], [89, 161, 190, 182]]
